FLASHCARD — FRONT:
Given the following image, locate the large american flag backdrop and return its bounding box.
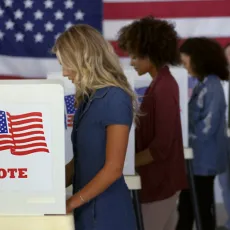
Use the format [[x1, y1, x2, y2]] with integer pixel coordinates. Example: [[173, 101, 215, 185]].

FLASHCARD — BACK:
[[0, 0, 230, 80]]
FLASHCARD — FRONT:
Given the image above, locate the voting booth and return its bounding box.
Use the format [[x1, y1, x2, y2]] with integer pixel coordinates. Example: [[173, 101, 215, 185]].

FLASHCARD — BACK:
[[0, 80, 74, 230], [0, 80, 66, 215]]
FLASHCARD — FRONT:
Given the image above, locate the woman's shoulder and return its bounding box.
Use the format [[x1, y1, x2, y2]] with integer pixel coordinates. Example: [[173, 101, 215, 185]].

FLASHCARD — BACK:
[[107, 86, 129, 95], [105, 86, 132, 101], [100, 86, 133, 126], [204, 75, 224, 94], [205, 74, 221, 86], [154, 74, 179, 98]]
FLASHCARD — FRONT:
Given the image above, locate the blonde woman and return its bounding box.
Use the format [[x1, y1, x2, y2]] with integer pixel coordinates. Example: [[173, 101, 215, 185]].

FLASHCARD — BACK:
[[52, 24, 137, 230]]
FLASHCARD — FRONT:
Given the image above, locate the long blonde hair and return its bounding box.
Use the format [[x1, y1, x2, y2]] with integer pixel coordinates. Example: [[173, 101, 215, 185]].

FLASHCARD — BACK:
[[52, 24, 139, 121]]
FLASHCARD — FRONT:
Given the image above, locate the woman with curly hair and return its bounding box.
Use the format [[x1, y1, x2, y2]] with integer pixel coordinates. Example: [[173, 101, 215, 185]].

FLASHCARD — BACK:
[[176, 37, 229, 230], [117, 16, 187, 230]]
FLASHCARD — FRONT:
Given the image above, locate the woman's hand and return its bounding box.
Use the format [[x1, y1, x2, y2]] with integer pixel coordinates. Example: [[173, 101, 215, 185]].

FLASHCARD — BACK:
[[66, 196, 76, 214], [66, 194, 84, 214], [135, 149, 154, 167]]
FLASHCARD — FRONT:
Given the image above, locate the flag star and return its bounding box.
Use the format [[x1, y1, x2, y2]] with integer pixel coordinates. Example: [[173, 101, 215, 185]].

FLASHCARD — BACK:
[[34, 32, 44, 43], [54, 10, 64, 20], [15, 32, 24, 42], [65, 22, 73, 30], [64, 0, 74, 9], [5, 20, 14, 30], [24, 0, 33, 8], [0, 31, 4, 40], [14, 9, 24, 20], [34, 10, 43, 20], [0, 8, 4, 17], [4, 0, 13, 7], [75, 10, 85, 21], [24, 21, 34, 31], [45, 21, 54, 32], [44, 0, 54, 9]]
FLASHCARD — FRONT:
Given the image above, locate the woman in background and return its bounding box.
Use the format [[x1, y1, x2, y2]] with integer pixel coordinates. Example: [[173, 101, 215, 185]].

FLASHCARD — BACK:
[[52, 24, 137, 230], [177, 37, 229, 230], [117, 16, 187, 230]]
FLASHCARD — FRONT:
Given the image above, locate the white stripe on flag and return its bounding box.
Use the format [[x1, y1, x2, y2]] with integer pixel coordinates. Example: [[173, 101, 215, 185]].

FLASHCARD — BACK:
[[103, 17, 230, 40], [0, 55, 60, 77], [0, 55, 133, 77]]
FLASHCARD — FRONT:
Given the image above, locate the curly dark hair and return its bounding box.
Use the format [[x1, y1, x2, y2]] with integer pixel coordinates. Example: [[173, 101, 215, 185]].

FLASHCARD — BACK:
[[117, 16, 180, 68], [180, 37, 229, 81]]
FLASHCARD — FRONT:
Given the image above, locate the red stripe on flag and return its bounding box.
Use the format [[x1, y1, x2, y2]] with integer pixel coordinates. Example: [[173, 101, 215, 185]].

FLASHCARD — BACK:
[[14, 137, 46, 144], [104, 1, 230, 19], [13, 131, 45, 138], [0, 140, 13, 146], [11, 148, 49, 156], [10, 124, 44, 132], [111, 37, 230, 57], [0, 134, 12, 139], [9, 112, 43, 119], [15, 143, 48, 149], [0, 145, 13, 151], [67, 114, 74, 127], [11, 118, 43, 126]]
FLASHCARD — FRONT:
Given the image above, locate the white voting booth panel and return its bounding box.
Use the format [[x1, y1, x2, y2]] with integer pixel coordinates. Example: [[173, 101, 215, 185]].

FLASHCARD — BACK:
[[47, 72, 135, 175], [0, 80, 66, 215]]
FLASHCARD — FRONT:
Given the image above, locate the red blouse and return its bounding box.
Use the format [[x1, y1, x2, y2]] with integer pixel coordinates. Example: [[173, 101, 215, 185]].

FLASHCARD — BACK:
[[136, 66, 188, 203]]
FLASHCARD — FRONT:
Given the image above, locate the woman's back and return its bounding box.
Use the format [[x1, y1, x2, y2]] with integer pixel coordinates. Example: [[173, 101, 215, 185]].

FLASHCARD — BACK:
[[189, 75, 229, 175], [136, 66, 187, 202]]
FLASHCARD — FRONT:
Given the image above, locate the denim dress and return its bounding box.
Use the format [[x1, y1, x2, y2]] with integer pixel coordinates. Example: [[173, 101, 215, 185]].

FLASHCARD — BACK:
[[189, 75, 229, 175], [71, 86, 137, 230]]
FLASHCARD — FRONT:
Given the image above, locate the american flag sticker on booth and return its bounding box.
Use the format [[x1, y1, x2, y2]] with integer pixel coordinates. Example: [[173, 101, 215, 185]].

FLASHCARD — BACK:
[[64, 94, 76, 128], [0, 110, 49, 156]]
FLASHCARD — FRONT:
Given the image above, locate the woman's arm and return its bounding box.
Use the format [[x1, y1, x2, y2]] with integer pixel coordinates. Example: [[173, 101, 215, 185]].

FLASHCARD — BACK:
[[66, 124, 129, 213], [65, 158, 74, 188]]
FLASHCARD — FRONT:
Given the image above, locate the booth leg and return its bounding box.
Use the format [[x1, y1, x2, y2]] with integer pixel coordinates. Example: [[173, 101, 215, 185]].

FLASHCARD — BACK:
[[186, 160, 202, 230], [212, 191, 217, 229], [131, 190, 145, 230]]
